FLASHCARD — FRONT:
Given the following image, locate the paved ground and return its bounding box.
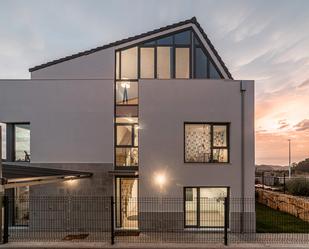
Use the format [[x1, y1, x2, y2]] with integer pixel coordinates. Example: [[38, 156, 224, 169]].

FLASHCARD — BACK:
[[1, 242, 309, 249]]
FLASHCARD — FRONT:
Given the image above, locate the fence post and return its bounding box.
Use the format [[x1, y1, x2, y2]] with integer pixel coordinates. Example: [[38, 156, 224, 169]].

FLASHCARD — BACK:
[[3, 196, 8, 244], [262, 172, 265, 189], [224, 197, 229, 246], [283, 173, 286, 194], [110, 196, 115, 245]]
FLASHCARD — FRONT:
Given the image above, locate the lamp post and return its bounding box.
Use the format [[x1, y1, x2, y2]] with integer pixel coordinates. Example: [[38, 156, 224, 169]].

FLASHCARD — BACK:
[[288, 139, 291, 178]]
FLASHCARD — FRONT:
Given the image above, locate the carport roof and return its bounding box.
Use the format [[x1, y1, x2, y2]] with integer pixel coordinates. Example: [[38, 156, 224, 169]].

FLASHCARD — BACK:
[[1, 162, 92, 189]]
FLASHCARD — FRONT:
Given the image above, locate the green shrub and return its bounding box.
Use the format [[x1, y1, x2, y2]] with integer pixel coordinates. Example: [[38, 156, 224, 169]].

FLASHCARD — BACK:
[[286, 178, 309, 196]]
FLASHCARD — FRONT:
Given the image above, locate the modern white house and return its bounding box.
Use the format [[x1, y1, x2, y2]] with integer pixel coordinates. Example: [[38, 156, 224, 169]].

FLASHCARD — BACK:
[[0, 17, 255, 232]]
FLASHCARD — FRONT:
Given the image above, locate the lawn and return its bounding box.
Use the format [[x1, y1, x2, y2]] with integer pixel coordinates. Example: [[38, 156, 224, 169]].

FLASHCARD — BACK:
[[256, 202, 309, 233]]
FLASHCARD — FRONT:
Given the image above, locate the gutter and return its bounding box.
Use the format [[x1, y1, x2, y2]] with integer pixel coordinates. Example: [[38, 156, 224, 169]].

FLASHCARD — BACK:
[[240, 80, 246, 233]]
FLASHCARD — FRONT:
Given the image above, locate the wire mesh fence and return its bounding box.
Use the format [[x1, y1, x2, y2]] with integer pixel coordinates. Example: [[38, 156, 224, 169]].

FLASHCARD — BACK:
[[3, 196, 309, 244]]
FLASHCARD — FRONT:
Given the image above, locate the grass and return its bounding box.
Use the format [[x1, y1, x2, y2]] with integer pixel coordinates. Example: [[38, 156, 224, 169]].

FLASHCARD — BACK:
[[256, 202, 309, 233]]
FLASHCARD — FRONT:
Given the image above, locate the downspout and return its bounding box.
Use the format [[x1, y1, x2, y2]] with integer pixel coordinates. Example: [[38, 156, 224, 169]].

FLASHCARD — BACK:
[[240, 81, 246, 233]]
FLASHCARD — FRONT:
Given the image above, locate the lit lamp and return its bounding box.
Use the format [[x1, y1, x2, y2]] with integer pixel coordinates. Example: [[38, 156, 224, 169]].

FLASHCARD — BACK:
[[154, 172, 167, 191]]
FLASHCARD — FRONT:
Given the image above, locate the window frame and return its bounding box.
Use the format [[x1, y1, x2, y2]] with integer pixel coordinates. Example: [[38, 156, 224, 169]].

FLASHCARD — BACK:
[[183, 122, 230, 164], [183, 186, 230, 228]]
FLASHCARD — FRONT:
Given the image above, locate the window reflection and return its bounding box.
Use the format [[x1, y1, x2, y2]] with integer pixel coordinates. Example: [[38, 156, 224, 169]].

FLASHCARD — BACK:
[[14, 124, 30, 162], [0, 123, 6, 160]]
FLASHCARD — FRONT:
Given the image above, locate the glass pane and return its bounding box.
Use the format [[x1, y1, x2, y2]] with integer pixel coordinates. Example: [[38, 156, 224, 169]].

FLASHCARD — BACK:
[[157, 47, 172, 79], [175, 48, 190, 78], [143, 40, 156, 45], [115, 148, 138, 167], [140, 47, 155, 78], [209, 61, 221, 79], [195, 47, 208, 78], [213, 125, 227, 147], [185, 188, 197, 226], [116, 178, 121, 227], [157, 35, 173, 45], [121, 47, 138, 79], [116, 125, 132, 146], [15, 124, 30, 162], [199, 188, 227, 227], [115, 105, 138, 117], [0, 123, 6, 160], [116, 178, 138, 229], [116, 81, 138, 105], [14, 186, 29, 226], [115, 117, 138, 124], [185, 124, 211, 162], [116, 51, 120, 80], [174, 30, 191, 45], [212, 149, 228, 163], [134, 124, 139, 147]]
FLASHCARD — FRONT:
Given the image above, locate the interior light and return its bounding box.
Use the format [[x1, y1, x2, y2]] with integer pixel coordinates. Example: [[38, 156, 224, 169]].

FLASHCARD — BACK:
[[121, 82, 130, 88]]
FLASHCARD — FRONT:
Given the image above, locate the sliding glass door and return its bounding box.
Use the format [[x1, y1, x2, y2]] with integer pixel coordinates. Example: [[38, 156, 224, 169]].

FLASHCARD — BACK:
[[185, 187, 228, 228]]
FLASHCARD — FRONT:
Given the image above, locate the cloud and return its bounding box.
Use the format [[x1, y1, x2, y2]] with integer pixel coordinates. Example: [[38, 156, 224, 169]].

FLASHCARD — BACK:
[[294, 119, 309, 131]]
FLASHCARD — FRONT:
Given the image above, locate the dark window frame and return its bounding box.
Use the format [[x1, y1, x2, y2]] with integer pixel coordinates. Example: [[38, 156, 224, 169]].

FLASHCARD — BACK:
[[184, 122, 230, 164], [114, 176, 139, 228], [183, 186, 230, 228], [115, 27, 224, 81]]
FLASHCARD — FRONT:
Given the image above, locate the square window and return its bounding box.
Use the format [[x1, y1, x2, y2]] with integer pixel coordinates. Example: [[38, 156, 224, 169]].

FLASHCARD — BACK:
[[116, 81, 138, 105], [184, 123, 229, 163], [116, 125, 133, 146], [115, 148, 138, 167]]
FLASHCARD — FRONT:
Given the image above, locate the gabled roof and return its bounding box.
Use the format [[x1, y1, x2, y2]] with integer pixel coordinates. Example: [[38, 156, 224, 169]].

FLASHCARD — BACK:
[[29, 17, 232, 79]]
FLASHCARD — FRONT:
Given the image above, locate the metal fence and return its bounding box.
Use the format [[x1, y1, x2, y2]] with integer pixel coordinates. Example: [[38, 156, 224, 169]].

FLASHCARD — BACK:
[[255, 173, 309, 194], [2, 196, 309, 245]]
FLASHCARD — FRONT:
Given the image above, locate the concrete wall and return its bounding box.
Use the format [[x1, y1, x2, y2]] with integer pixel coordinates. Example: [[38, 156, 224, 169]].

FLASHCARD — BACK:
[[31, 48, 115, 80], [139, 79, 255, 200], [0, 79, 114, 163]]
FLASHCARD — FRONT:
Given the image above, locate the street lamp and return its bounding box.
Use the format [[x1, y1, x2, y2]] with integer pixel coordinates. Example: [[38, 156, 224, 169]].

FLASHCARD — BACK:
[[288, 139, 291, 178]]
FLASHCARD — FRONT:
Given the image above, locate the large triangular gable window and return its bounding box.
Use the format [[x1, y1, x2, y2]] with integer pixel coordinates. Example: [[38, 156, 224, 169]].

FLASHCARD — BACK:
[[116, 29, 223, 80]]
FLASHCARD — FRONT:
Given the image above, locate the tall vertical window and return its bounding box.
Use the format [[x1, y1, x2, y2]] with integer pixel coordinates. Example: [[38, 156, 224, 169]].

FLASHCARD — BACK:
[[195, 47, 208, 78], [14, 124, 30, 162], [157, 47, 172, 79], [140, 47, 155, 78], [121, 47, 138, 79], [184, 123, 229, 163], [175, 48, 190, 78], [0, 123, 6, 160]]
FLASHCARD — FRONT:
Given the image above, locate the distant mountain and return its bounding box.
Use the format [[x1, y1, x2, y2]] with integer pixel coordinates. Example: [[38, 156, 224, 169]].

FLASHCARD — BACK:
[[255, 164, 289, 171]]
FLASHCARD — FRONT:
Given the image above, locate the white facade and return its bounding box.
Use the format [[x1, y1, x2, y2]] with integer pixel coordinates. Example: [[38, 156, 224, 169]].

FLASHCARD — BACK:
[[0, 17, 255, 231]]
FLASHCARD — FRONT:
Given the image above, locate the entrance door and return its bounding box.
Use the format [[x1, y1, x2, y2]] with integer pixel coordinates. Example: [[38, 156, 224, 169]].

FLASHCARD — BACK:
[[115, 177, 138, 229], [184, 187, 228, 228]]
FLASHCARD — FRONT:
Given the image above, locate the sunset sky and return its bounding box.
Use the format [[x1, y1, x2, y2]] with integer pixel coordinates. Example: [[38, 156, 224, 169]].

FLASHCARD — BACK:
[[0, 0, 308, 165]]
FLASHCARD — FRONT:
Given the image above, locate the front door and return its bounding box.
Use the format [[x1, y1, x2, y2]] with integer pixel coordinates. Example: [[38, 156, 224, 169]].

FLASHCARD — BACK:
[[115, 177, 138, 229], [184, 187, 228, 228]]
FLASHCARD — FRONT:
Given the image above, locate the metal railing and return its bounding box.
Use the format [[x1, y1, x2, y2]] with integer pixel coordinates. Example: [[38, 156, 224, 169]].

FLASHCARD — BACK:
[[2, 196, 309, 245]]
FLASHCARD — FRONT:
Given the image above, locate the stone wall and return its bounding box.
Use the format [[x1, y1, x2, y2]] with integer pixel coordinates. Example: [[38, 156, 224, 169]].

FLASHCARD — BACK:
[[256, 188, 309, 222]]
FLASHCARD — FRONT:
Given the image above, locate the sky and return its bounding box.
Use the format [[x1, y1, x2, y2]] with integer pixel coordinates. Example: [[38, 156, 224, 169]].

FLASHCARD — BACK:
[[0, 0, 308, 165]]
